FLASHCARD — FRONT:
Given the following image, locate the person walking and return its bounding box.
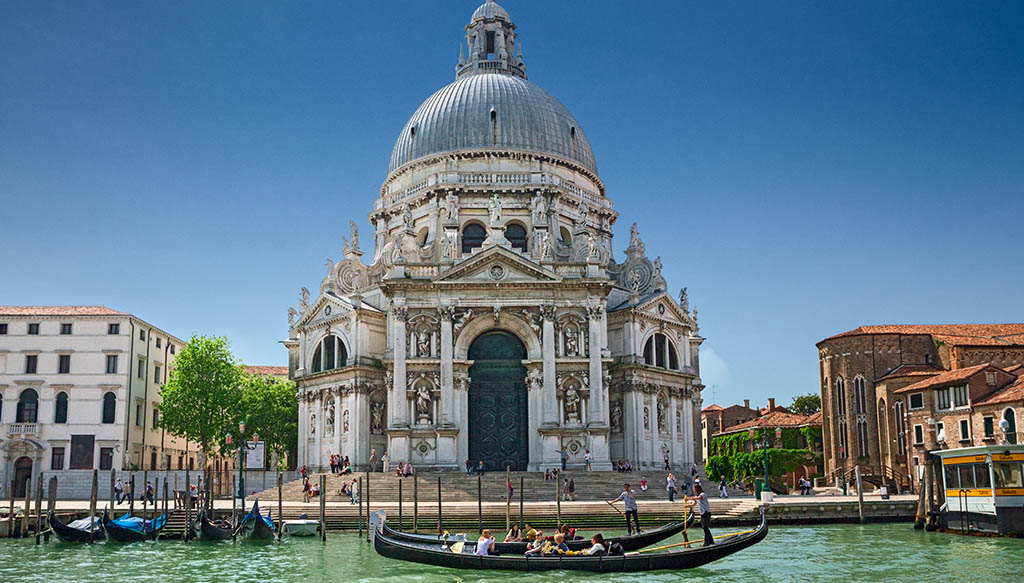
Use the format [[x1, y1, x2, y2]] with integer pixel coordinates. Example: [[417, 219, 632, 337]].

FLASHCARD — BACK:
[[114, 478, 124, 505], [124, 479, 133, 504], [687, 483, 714, 546], [690, 463, 698, 478], [663, 453, 671, 471], [369, 449, 378, 472], [465, 459, 474, 476], [302, 477, 311, 503], [562, 478, 570, 501], [666, 473, 676, 502], [350, 478, 359, 505], [584, 449, 592, 472], [476, 460, 485, 476], [609, 483, 640, 534], [382, 451, 390, 474], [560, 447, 568, 471], [145, 480, 155, 504], [568, 477, 576, 501], [719, 475, 729, 498]]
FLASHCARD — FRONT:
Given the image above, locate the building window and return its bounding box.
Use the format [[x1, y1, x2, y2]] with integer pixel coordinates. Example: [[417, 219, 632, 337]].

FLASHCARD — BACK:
[[952, 384, 969, 408], [937, 421, 946, 444], [58, 354, 71, 374], [170, 344, 176, 355], [643, 333, 679, 370], [99, 447, 114, 471], [177, 456, 183, 470], [0, 323, 7, 334], [506, 223, 528, 252], [150, 451, 157, 470], [838, 419, 849, 458], [139, 330, 146, 341], [857, 418, 869, 457], [108, 323, 120, 335], [914, 424, 924, 445], [189, 457, 194, 470], [106, 354, 118, 374], [138, 361, 145, 379], [55, 392, 68, 423], [1003, 408, 1017, 444], [936, 388, 951, 411], [154, 365, 161, 383], [959, 419, 970, 442], [894, 400, 907, 455], [836, 377, 846, 416], [152, 407, 159, 429], [461, 223, 486, 254], [28, 323, 39, 335], [70, 435, 95, 469], [51, 447, 65, 471], [155, 337, 161, 349], [909, 393, 923, 410], [854, 376, 867, 414], [984, 417, 995, 438], [60, 323, 72, 335], [102, 392, 116, 424], [16, 388, 38, 423], [25, 354, 38, 374], [311, 335, 347, 373], [135, 403, 143, 427]]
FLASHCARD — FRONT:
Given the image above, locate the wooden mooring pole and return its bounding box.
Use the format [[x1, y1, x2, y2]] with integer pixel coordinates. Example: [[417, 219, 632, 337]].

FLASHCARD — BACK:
[[477, 474, 483, 534], [319, 473, 326, 542], [505, 466, 510, 532], [358, 476, 363, 538], [365, 471, 371, 542], [89, 470, 98, 535], [8, 480, 15, 537], [109, 470, 115, 511], [398, 477, 403, 531], [855, 465, 865, 523], [142, 470, 149, 531], [163, 480, 169, 537], [555, 472, 561, 528], [129, 473, 135, 517], [413, 472, 418, 533], [21, 477, 31, 537], [34, 474, 43, 544], [277, 473, 283, 542], [437, 476, 442, 535], [184, 468, 191, 542], [46, 475, 57, 543], [231, 475, 237, 531], [519, 476, 524, 528]]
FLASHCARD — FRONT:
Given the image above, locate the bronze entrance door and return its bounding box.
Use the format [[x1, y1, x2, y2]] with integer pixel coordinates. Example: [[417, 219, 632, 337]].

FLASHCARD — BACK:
[[468, 331, 528, 471]]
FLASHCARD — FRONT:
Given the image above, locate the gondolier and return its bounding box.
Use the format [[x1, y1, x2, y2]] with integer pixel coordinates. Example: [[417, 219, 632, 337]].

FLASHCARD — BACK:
[[609, 483, 641, 534], [686, 483, 714, 546]]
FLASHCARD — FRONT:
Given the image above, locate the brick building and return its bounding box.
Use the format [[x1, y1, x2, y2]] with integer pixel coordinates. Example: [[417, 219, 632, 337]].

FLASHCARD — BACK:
[[709, 409, 824, 490], [699, 400, 760, 464], [818, 324, 1024, 489]]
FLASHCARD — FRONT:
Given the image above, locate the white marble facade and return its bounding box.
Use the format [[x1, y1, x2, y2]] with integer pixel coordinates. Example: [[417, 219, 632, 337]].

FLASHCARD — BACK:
[[287, 1, 703, 472]]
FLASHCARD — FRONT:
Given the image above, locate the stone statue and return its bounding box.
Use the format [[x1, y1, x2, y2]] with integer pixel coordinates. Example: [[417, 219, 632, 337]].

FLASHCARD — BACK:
[[531, 193, 547, 223], [657, 399, 666, 431], [440, 232, 452, 258], [629, 270, 642, 291], [288, 307, 298, 328], [564, 388, 581, 423], [629, 222, 640, 247], [444, 193, 459, 221], [653, 256, 662, 275], [679, 287, 689, 312], [384, 371, 394, 391], [493, 305, 501, 322], [523, 309, 542, 338], [692, 308, 698, 325], [454, 309, 473, 335], [643, 407, 650, 430], [487, 192, 502, 225], [577, 199, 589, 225], [300, 287, 310, 313], [537, 231, 551, 259], [611, 403, 623, 432], [587, 233, 599, 259], [402, 202, 413, 229], [527, 368, 542, 391], [370, 402, 384, 434], [310, 412, 316, 435], [415, 386, 432, 423], [343, 409, 350, 433], [417, 329, 431, 357], [341, 235, 350, 255], [327, 404, 336, 435], [392, 231, 406, 262], [564, 329, 578, 356], [349, 220, 359, 251]]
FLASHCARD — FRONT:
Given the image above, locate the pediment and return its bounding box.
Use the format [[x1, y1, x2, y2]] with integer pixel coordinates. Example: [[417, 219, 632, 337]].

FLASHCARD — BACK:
[[298, 293, 354, 328], [434, 246, 560, 284], [637, 293, 692, 326]]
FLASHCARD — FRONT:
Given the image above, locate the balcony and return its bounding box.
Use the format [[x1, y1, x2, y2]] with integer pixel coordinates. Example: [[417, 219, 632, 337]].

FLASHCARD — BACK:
[[8, 423, 39, 437]]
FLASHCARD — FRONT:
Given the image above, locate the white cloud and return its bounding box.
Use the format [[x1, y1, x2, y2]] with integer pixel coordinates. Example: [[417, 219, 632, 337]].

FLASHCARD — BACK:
[[698, 346, 730, 398]]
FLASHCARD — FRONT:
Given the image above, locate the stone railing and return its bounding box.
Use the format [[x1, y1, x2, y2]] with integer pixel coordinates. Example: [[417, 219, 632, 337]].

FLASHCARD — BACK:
[[554, 264, 587, 278], [407, 265, 440, 278], [8, 423, 39, 436], [380, 171, 610, 210]]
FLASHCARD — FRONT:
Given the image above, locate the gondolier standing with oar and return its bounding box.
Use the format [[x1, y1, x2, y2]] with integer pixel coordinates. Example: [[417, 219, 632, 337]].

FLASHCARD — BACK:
[[609, 483, 641, 534], [686, 483, 714, 546]]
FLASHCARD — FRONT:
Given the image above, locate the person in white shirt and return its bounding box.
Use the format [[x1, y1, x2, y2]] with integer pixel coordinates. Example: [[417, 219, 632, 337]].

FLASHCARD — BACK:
[[476, 529, 496, 556], [585, 533, 607, 555]]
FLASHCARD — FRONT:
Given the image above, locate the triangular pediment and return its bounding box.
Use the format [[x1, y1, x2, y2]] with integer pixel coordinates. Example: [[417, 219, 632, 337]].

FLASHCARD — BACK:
[[298, 293, 355, 327], [637, 292, 692, 326], [434, 245, 560, 284]]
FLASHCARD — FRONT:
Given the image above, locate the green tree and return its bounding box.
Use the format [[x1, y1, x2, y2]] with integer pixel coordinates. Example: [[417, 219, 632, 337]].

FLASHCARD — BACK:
[[159, 335, 243, 465], [789, 393, 821, 416], [238, 371, 298, 470]]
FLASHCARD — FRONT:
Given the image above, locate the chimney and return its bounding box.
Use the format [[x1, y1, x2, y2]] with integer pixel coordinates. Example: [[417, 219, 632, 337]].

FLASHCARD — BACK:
[[768, 398, 776, 412], [743, 399, 750, 409]]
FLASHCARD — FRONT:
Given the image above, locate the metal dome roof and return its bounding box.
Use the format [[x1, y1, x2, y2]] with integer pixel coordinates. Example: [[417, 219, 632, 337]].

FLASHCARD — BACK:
[[471, 0, 510, 22], [388, 73, 597, 175]]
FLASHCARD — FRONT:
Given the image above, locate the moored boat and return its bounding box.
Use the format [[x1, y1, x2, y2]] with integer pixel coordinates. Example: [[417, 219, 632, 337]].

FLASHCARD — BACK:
[[282, 513, 320, 537], [48, 511, 105, 543], [102, 510, 166, 543], [373, 510, 767, 572], [238, 500, 276, 541], [197, 513, 235, 541]]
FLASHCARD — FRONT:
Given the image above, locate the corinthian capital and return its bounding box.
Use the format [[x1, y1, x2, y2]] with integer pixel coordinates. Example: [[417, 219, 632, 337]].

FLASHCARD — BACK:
[[540, 304, 557, 321], [393, 305, 409, 322], [437, 305, 455, 322]]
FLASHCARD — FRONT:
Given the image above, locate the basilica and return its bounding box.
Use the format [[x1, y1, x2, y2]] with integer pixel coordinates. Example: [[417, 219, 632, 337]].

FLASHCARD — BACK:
[[286, 1, 704, 473]]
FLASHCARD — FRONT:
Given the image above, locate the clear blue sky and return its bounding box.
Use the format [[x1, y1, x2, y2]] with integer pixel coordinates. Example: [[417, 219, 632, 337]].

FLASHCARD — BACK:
[[2, 1, 1022, 408]]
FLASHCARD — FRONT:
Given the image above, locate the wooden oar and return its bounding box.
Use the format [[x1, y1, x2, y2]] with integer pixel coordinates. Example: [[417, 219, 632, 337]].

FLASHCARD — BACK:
[[681, 496, 689, 542], [605, 500, 625, 517], [627, 528, 758, 555]]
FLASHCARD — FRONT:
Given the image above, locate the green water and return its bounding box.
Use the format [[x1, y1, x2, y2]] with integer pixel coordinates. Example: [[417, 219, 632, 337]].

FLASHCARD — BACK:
[[1, 524, 1021, 582]]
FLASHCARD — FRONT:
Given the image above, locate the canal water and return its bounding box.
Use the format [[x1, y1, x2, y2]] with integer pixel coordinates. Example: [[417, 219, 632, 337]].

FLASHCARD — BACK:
[[1, 524, 1021, 582]]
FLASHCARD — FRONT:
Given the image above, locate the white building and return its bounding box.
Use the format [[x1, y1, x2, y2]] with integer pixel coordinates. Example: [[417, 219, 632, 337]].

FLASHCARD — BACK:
[[288, 1, 704, 473], [0, 306, 196, 498]]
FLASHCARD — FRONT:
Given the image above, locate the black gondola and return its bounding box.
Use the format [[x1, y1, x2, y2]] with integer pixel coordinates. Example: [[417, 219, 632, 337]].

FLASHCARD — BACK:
[[237, 500, 276, 541], [381, 512, 695, 554], [373, 510, 767, 572], [196, 513, 235, 541], [101, 509, 165, 543], [48, 511, 105, 544]]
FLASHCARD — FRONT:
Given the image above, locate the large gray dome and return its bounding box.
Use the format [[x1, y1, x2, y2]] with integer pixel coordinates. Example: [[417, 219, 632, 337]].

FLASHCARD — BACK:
[[387, 73, 597, 175]]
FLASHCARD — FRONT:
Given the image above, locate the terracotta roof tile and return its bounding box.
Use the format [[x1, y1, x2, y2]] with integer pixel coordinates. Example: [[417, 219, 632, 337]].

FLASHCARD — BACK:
[[243, 365, 289, 378], [975, 375, 1024, 406], [1004, 364, 1024, 376], [805, 411, 823, 424], [0, 305, 127, 316], [820, 324, 1024, 347], [715, 411, 819, 435], [893, 363, 994, 394], [876, 364, 943, 381], [701, 404, 723, 413]]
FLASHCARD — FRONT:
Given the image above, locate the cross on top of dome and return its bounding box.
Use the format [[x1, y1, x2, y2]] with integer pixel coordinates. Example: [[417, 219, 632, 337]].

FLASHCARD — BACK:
[[458, 0, 526, 80]]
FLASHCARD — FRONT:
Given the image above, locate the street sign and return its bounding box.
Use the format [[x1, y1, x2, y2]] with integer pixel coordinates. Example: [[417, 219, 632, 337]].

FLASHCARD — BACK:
[[246, 441, 265, 470]]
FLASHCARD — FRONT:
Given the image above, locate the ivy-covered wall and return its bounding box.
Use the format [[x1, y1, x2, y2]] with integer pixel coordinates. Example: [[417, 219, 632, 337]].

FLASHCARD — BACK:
[[705, 426, 823, 485]]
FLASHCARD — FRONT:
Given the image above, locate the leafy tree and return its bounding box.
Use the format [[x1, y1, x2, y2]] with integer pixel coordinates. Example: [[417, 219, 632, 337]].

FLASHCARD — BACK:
[[789, 393, 821, 416], [237, 371, 298, 470], [159, 335, 243, 465]]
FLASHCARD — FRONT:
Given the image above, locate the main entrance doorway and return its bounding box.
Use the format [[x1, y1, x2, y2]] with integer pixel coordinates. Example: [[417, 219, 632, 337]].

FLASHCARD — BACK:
[[13, 456, 32, 498], [468, 331, 528, 471]]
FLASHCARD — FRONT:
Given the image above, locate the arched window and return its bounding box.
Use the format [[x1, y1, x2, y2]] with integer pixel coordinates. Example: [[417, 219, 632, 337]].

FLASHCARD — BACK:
[[311, 335, 347, 373], [55, 392, 69, 424], [894, 399, 907, 456], [854, 376, 867, 414], [102, 392, 117, 424], [643, 333, 679, 370], [835, 377, 846, 416], [1005, 408, 1018, 445], [559, 226, 572, 246], [506, 223, 527, 252], [461, 223, 486, 254], [16, 389, 38, 423]]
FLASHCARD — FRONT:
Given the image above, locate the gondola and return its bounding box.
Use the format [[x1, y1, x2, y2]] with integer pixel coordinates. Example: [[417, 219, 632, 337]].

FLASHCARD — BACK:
[[48, 511, 105, 543], [101, 509, 166, 543], [381, 512, 695, 554], [196, 513, 235, 541], [282, 513, 320, 537], [237, 500, 276, 541], [373, 509, 767, 572]]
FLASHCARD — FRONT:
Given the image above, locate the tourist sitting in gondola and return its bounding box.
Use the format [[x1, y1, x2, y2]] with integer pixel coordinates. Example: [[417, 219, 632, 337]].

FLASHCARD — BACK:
[[524, 532, 547, 555], [475, 529, 499, 556], [505, 523, 522, 542], [558, 523, 581, 540]]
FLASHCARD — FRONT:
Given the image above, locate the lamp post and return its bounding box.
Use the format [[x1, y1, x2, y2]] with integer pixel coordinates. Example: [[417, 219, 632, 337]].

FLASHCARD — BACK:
[[237, 422, 246, 502]]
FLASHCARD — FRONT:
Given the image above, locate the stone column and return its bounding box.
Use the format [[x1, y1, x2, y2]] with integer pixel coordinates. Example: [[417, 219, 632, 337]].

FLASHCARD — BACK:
[[541, 304, 557, 425], [297, 393, 307, 470], [439, 306, 455, 426], [332, 391, 342, 460], [682, 390, 694, 467], [313, 392, 322, 470], [392, 306, 409, 426], [587, 306, 605, 424], [683, 332, 692, 368], [669, 394, 679, 467]]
